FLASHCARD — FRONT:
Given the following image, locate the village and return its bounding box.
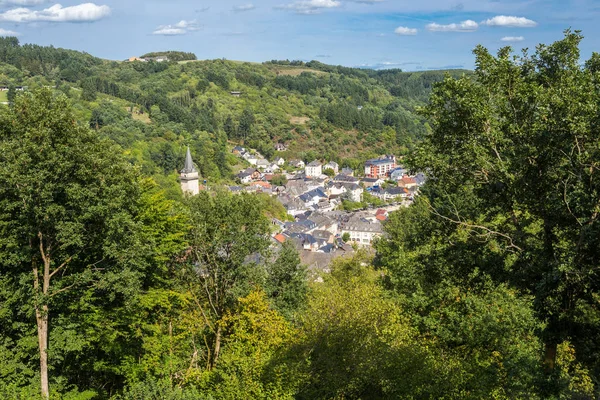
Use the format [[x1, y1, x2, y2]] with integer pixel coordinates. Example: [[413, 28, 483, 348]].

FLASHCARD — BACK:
[[224, 145, 426, 264]]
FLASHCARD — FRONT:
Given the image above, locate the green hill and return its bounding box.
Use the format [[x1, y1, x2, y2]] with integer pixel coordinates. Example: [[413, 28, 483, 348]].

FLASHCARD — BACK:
[[0, 37, 469, 192]]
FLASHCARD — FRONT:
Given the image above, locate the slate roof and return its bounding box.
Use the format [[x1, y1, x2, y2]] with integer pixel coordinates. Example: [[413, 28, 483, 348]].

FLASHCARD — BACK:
[[362, 177, 381, 184], [298, 188, 327, 203], [334, 174, 360, 183], [365, 155, 395, 166], [386, 187, 407, 196], [181, 147, 197, 173]]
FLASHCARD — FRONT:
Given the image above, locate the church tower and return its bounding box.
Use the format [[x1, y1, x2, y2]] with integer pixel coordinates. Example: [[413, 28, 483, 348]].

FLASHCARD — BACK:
[[180, 147, 199, 195]]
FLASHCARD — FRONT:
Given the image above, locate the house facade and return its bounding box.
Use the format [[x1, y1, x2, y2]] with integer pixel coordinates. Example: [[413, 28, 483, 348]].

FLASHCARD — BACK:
[[305, 160, 322, 177], [364, 155, 396, 178], [274, 157, 285, 166], [289, 159, 305, 169], [341, 218, 383, 245]]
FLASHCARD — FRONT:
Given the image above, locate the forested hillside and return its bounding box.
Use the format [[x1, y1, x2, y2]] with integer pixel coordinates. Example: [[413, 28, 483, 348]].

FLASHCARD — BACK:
[[1, 31, 599, 400], [0, 36, 465, 193]]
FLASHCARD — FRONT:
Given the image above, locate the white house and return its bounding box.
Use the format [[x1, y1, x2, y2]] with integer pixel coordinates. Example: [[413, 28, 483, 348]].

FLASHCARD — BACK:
[[264, 164, 280, 174], [341, 167, 354, 176], [341, 216, 383, 245], [275, 143, 288, 151], [328, 183, 347, 197], [274, 157, 285, 166], [256, 159, 270, 169], [243, 152, 259, 165], [323, 161, 339, 175], [343, 183, 363, 203], [305, 160, 322, 177], [289, 159, 305, 169], [298, 188, 328, 208]]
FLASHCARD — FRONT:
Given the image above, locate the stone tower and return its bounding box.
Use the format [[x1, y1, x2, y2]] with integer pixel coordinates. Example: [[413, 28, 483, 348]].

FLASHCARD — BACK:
[[180, 147, 199, 195]]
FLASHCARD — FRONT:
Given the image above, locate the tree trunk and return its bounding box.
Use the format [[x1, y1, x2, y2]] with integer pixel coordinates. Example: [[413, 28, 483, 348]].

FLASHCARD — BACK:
[[35, 233, 51, 399], [35, 304, 49, 399], [543, 342, 557, 372], [211, 324, 222, 369]]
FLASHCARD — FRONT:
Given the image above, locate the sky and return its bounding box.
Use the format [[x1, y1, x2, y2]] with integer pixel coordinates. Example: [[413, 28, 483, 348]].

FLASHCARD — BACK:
[[0, 0, 599, 71]]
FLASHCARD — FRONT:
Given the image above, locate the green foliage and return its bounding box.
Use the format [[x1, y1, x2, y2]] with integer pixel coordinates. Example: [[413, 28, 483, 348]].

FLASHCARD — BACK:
[[253, 192, 290, 222], [376, 30, 600, 398], [197, 291, 296, 399], [0, 38, 450, 188], [322, 167, 335, 177], [0, 89, 148, 397], [89, 100, 130, 129], [113, 379, 208, 400], [80, 78, 97, 101], [270, 174, 287, 187], [3, 32, 599, 400], [266, 242, 308, 319], [140, 51, 197, 62], [7, 84, 15, 103], [282, 253, 443, 399]]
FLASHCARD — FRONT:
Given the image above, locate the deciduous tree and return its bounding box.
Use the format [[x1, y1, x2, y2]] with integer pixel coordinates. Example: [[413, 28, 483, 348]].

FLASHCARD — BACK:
[[0, 90, 142, 398]]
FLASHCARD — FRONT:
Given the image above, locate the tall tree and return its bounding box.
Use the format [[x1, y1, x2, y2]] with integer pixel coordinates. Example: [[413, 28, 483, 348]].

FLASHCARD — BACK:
[[0, 89, 142, 398], [238, 108, 255, 141], [186, 191, 270, 369], [266, 241, 308, 319], [379, 30, 600, 393], [7, 84, 15, 103]]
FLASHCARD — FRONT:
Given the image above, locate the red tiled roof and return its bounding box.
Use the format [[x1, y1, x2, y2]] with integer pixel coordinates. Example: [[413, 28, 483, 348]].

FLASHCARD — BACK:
[[375, 209, 387, 216], [274, 234, 286, 243], [250, 181, 271, 189], [253, 181, 272, 189], [376, 215, 387, 221]]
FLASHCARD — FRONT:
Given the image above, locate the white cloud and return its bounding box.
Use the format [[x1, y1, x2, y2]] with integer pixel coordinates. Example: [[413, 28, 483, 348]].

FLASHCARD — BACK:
[[233, 4, 255, 12], [0, 27, 19, 35], [394, 26, 417, 35], [0, 3, 110, 23], [426, 19, 478, 32], [153, 27, 185, 35], [152, 19, 200, 36], [277, 0, 341, 14], [501, 36, 524, 42], [481, 15, 537, 27]]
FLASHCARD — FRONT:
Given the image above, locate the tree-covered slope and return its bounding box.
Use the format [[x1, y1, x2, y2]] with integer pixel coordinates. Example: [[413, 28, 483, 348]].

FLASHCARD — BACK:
[[0, 37, 468, 192]]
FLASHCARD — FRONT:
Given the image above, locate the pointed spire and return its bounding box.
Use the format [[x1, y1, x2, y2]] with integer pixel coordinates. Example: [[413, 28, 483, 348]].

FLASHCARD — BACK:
[[182, 146, 197, 173]]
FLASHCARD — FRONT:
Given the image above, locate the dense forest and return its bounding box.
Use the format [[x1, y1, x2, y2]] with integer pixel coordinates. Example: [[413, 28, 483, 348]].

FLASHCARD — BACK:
[[1, 31, 600, 399]]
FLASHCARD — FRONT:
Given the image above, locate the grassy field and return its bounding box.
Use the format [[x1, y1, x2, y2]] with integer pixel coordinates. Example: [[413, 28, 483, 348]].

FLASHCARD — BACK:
[[125, 106, 152, 124], [0, 91, 8, 102], [289, 116, 310, 125], [270, 67, 327, 77]]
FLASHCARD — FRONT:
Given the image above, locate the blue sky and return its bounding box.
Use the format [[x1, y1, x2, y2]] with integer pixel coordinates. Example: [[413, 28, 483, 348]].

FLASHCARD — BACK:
[[0, 0, 598, 71]]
